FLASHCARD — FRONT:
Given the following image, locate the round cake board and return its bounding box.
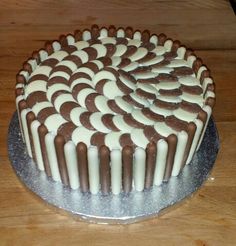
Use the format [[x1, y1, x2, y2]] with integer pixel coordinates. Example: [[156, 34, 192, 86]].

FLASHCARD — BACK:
[[8, 112, 219, 224]]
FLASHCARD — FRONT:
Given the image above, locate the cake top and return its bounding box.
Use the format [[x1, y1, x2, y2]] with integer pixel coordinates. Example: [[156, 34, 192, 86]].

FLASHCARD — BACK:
[[16, 25, 215, 149]]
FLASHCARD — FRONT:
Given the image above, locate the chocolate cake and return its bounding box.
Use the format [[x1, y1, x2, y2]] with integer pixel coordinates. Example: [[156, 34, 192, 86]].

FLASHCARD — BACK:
[[15, 25, 215, 195]]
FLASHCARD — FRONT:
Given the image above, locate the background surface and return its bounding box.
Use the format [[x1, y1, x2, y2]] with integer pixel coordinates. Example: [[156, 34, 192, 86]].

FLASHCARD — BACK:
[[0, 1, 236, 245]]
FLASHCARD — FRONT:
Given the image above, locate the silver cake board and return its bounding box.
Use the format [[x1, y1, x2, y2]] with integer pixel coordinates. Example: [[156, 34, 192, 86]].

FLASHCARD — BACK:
[[8, 112, 219, 224]]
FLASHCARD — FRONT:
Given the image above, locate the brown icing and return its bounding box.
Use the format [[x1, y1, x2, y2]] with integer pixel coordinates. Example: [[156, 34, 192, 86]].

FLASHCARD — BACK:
[[163, 134, 177, 181], [54, 135, 70, 186], [38, 124, 52, 176], [99, 146, 111, 194], [145, 142, 157, 189], [122, 146, 133, 193], [76, 142, 89, 192]]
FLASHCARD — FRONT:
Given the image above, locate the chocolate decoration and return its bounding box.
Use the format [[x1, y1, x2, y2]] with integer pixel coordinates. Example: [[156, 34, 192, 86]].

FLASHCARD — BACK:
[[119, 58, 131, 68], [74, 29, 82, 41], [32, 51, 40, 64], [80, 111, 96, 130], [57, 122, 77, 141], [28, 74, 48, 84], [180, 84, 203, 95], [171, 40, 181, 52], [156, 73, 178, 82], [23, 62, 32, 74], [50, 65, 72, 76], [136, 88, 156, 100], [15, 88, 23, 97], [171, 66, 194, 76], [145, 142, 157, 189], [48, 76, 68, 86], [26, 111, 36, 162], [85, 93, 100, 112], [122, 146, 133, 193], [51, 90, 70, 105], [91, 25, 100, 39], [181, 122, 197, 170], [137, 78, 159, 84], [107, 100, 127, 115], [76, 143, 89, 192], [99, 146, 111, 195], [163, 134, 177, 181], [179, 100, 201, 113], [26, 91, 48, 108], [16, 73, 26, 84], [83, 47, 98, 60], [83, 62, 100, 73], [123, 95, 145, 108], [123, 114, 146, 129], [143, 126, 162, 142], [108, 25, 116, 37], [118, 70, 136, 84], [206, 97, 215, 108], [95, 79, 108, 94], [116, 37, 128, 45], [192, 58, 203, 74], [69, 72, 91, 86], [63, 55, 82, 67], [125, 27, 133, 39], [61, 45, 77, 54], [200, 69, 211, 83], [164, 51, 177, 61], [122, 45, 138, 58], [141, 30, 150, 43], [141, 42, 155, 51], [142, 108, 164, 122], [41, 58, 59, 67], [45, 41, 54, 55], [159, 88, 182, 97], [54, 135, 70, 186], [37, 107, 57, 123], [158, 33, 167, 45], [59, 34, 68, 47], [131, 66, 151, 74], [184, 49, 194, 60], [104, 43, 116, 57], [119, 133, 135, 148], [137, 53, 156, 64], [59, 101, 79, 121], [18, 100, 27, 112], [102, 114, 120, 131], [165, 115, 188, 132], [97, 57, 112, 66], [91, 132, 106, 147], [38, 124, 52, 176], [72, 83, 92, 100], [154, 99, 179, 110]]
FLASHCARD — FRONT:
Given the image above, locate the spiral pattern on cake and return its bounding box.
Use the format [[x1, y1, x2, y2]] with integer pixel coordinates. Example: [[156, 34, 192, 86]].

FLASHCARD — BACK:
[[15, 26, 215, 194]]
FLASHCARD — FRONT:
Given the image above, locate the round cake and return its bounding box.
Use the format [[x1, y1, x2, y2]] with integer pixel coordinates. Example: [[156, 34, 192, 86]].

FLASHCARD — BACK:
[[15, 25, 215, 195]]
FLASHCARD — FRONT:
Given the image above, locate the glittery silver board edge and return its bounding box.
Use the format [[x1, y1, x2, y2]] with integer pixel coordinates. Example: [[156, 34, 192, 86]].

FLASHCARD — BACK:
[[7, 112, 219, 224]]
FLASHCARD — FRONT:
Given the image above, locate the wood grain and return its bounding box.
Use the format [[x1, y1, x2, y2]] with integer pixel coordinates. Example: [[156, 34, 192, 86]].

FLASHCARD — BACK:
[[0, 1, 236, 245]]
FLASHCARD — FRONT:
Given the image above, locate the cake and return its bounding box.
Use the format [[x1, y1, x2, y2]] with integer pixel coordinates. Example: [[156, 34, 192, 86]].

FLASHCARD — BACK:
[[15, 25, 215, 195]]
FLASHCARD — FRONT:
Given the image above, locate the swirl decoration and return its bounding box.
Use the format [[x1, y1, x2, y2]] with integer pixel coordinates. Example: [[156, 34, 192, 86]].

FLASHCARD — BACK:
[[15, 26, 215, 195]]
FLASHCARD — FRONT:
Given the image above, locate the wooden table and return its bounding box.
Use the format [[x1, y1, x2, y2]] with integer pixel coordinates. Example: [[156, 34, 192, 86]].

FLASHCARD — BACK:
[[1, 1, 236, 245]]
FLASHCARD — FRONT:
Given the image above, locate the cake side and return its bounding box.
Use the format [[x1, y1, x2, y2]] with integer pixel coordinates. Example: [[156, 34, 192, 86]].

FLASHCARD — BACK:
[[15, 25, 215, 195]]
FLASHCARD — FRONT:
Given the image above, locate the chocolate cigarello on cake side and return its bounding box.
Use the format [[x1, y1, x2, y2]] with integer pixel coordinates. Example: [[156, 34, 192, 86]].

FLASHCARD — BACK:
[[15, 25, 215, 195]]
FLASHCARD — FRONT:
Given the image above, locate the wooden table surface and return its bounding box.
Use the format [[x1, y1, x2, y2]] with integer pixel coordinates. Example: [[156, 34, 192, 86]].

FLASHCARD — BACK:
[[0, 1, 236, 245]]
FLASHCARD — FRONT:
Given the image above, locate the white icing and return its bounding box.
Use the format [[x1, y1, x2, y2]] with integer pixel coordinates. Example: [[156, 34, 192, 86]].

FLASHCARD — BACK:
[[32, 102, 53, 116], [72, 126, 95, 146], [103, 80, 124, 99], [47, 83, 71, 101], [25, 80, 47, 96], [70, 107, 86, 126], [31, 120, 44, 171], [105, 132, 123, 149], [45, 132, 61, 182], [54, 94, 76, 112], [74, 41, 89, 50], [154, 139, 168, 186], [171, 131, 188, 176], [131, 129, 149, 148], [110, 149, 122, 195], [87, 146, 100, 194], [64, 141, 80, 189], [44, 114, 67, 132], [133, 148, 146, 191], [90, 112, 110, 133], [21, 109, 32, 157], [72, 50, 89, 63]]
